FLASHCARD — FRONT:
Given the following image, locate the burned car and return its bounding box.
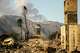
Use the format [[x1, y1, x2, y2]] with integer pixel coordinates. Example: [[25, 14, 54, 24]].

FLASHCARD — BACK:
[[0, 33, 22, 49]]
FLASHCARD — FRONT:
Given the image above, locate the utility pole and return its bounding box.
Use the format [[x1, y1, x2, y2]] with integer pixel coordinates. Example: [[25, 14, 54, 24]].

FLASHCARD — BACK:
[[23, 6, 29, 41]]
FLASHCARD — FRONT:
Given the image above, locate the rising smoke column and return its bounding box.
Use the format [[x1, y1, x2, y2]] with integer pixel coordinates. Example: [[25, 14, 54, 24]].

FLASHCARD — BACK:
[[16, 0, 27, 16], [16, 0, 47, 22]]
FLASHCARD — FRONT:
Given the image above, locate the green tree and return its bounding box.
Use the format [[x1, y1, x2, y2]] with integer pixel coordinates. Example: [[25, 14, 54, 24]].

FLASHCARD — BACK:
[[17, 18, 23, 40]]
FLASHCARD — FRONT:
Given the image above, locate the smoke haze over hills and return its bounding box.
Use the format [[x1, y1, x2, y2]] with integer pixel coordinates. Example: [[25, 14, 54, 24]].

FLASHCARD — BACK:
[[0, 15, 62, 38]]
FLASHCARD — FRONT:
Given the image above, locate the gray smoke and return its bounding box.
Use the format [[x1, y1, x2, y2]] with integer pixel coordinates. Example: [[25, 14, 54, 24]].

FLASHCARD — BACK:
[[0, 0, 47, 22], [0, 0, 17, 15], [26, 3, 47, 22]]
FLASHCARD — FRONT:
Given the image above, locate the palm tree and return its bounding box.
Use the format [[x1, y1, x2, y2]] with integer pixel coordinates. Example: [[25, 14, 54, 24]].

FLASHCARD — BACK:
[[17, 18, 23, 40]]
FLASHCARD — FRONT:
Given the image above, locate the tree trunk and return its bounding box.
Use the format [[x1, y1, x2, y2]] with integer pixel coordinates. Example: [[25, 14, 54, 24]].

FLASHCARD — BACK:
[[21, 26, 22, 40]]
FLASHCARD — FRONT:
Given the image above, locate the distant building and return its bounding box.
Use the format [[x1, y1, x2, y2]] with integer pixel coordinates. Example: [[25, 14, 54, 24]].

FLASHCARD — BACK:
[[34, 24, 41, 35], [61, 0, 80, 53]]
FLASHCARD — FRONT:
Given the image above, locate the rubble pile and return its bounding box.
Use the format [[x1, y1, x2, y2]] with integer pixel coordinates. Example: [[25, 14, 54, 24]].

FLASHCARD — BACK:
[[0, 35, 61, 53], [23, 38, 48, 53]]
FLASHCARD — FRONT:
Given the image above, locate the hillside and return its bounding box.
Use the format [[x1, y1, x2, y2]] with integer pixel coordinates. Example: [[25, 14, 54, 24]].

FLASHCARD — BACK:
[[0, 15, 62, 38]]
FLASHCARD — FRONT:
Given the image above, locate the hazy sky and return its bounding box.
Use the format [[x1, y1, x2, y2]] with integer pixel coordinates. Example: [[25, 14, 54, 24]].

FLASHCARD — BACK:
[[0, 0, 80, 23], [29, 0, 80, 23]]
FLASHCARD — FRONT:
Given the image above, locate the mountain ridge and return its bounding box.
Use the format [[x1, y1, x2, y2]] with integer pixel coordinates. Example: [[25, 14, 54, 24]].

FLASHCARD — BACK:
[[0, 15, 62, 38]]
